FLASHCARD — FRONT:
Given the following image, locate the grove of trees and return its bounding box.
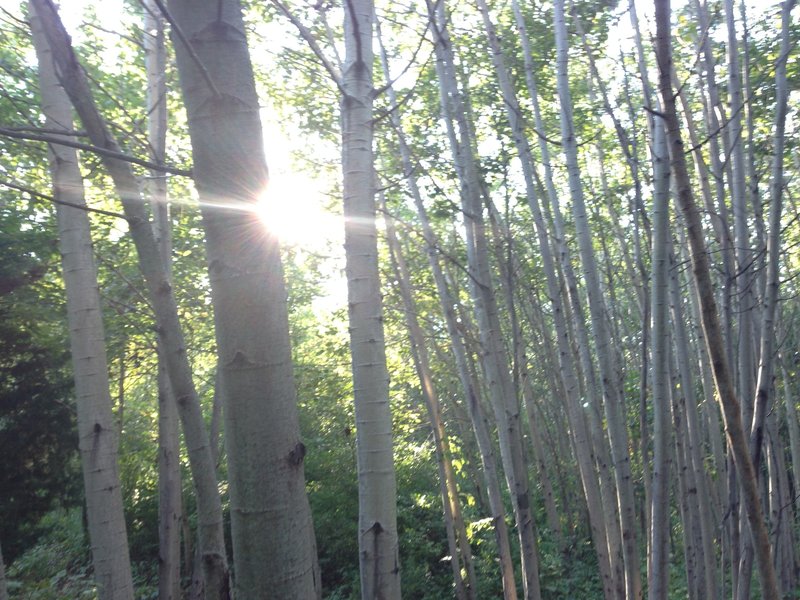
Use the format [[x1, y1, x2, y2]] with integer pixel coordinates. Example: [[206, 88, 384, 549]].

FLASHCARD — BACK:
[[0, 0, 797, 598]]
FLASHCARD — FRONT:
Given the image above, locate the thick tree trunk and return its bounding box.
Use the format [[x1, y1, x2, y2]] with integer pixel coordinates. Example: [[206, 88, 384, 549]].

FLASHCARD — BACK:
[[340, 2, 401, 598], [165, 0, 320, 596], [29, 5, 135, 598], [653, 1, 779, 597], [29, 1, 231, 596]]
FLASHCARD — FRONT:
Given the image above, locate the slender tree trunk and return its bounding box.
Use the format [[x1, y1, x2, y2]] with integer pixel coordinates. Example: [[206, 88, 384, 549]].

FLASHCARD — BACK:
[[478, 3, 611, 574], [382, 196, 477, 600], [749, 0, 795, 482], [165, 0, 320, 596], [693, 0, 737, 377], [29, 2, 231, 596], [339, 2, 401, 597], [29, 5, 135, 598], [511, 5, 623, 594], [653, 1, 779, 597], [378, 26, 517, 594], [648, 119, 671, 600], [553, 2, 641, 597], [723, 0, 757, 431], [429, 4, 542, 597], [382, 18, 517, 600], [669, 254, 720, 600], [780, 357, 800, 514], [671, 371, 700, 600], [141, 4, 181, 599]]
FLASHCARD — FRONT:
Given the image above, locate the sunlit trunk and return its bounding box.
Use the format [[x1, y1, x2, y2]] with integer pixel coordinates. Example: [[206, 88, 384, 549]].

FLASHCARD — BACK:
[[29, 5, 134, 597], [30, 1, 231, 595], [166, 0, 320, 596]]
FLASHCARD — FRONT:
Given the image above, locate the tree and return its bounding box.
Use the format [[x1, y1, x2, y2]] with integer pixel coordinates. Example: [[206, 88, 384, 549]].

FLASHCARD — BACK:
[[140, 3, 181, 598], [165, 0, 320, 596], [341, 2, 402, 597], [428, 2, 542, 598], [29, 3, 135, 597], [653, 0, 779, 597], [28, 1, 231, 595]]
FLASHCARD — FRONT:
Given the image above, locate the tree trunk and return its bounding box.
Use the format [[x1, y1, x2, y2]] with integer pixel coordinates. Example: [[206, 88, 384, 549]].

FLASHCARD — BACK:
[[340, 2, 401, 598], [165, 0, 320, 596], [749, 0, 795, 483], [141, 4, 182, 599], [553, 1, 641, 597], [29, 1, 231, 596], [378, 22, 517, 594], [648, 118, 671, 600], [668, 254, 720, 599], [29, 5, 135, 598], [429, 3, 542, 597], [0, 539, 7, 600], [381, 196, 477, 600], [653, 1, 780, 597]]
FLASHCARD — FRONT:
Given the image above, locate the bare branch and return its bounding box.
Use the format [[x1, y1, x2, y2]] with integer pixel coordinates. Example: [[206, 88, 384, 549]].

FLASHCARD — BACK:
[[270, 0, 344, 92], [0, 126, 192, 176], [1, 179, 129, 220]]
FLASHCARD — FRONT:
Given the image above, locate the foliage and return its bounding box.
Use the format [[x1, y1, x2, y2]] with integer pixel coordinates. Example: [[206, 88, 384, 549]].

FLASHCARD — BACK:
[[0, 215, 80, 564]]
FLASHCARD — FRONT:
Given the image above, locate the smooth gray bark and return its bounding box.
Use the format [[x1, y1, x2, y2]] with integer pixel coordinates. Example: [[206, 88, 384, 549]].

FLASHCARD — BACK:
[[553, 2, 641, 597], [648, 121, 671, 600], [29, 4, 135, 597], [749, 0, 795, 478], [384, 77, 518, 598], [668, 255, 720, 600], [165, 0, 320, 596], [429, 3, 542, 597], [141, 4, 181, 599], [29, 1, 230, 596], [382, 199, 477, 600], [341, 2, 401, 597]]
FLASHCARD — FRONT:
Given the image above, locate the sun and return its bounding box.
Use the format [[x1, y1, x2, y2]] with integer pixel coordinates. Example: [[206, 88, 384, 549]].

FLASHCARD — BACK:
[[255, 170, 340, 251]]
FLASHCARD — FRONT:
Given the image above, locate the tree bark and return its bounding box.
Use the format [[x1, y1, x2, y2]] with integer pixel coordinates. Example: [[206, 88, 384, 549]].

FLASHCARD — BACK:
[[653, 1, 779, 597], [382, 196, 477, 600], [29, 5, 135, 598], [141, 4, 182, 599], [29, 1, 231, 596], [165, 0, 320, 596], [429, 3, 542, 597], [341, 2, 401, 598], [648, 119, 671, 600], [553, 2, 641, 597]]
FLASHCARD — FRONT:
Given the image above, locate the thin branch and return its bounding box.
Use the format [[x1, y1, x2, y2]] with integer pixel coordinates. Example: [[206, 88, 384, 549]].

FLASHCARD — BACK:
[[270, 0, 344, 92], [0, 127, 192, 176], [2, 125, 86, 137], [372, 26, 430, 99], [1, 179, 129, 220]]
